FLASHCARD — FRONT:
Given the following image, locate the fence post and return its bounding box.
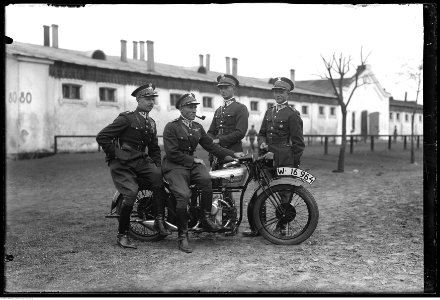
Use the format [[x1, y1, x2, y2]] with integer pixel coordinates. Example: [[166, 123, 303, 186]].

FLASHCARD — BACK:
[[320, 136, 323, 145], [404, 136, 407, 150], [370, 135, 374, 151], [417, 136, 420, 149], [324, 137, 328, 155], [54, 136, 57, 154], [350, 136, 354, 154], [388, 136, 392, 150]]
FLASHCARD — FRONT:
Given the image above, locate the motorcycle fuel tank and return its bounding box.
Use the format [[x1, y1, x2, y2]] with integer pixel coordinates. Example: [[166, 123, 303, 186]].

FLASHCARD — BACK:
[[209, 165, 248, 187]]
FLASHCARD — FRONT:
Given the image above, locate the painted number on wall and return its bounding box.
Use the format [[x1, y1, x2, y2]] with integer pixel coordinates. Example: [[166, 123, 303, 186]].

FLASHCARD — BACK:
[[9, 92, 32, 103]]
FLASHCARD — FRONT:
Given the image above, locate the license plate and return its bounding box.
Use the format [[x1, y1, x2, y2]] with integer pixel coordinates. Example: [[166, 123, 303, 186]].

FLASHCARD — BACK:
[[276, 167, 316, 184]]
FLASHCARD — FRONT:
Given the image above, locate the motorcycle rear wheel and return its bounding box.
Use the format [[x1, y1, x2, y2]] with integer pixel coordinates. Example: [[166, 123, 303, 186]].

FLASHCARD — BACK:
[[252, 184, 319, 245], [115, 191, 166, 242]]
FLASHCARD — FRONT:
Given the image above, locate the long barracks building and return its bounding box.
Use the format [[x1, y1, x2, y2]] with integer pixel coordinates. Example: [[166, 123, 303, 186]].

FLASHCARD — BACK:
[[5, 24, 423, 155]]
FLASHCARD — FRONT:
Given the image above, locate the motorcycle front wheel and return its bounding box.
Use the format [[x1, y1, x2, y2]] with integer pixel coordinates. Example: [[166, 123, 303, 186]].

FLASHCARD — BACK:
[[115, 191, 166, 242], [252, 184, 319, 245]]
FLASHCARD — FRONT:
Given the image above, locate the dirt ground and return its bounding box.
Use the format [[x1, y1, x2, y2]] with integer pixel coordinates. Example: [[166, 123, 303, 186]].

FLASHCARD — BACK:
[[3, 145, 424, 294]]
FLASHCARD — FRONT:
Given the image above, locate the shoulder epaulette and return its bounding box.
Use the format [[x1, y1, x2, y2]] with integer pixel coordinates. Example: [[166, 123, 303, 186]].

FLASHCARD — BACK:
[[288, 106, 300, 115], [171, 118, 180, 122], [118, 111, 133, 117]]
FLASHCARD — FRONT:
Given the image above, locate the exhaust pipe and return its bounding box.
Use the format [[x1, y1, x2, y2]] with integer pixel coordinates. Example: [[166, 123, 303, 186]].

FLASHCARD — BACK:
[[136, 220, 177, 231]]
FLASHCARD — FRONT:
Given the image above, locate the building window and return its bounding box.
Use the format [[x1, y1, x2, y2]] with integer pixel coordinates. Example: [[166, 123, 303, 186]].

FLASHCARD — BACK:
[[267, 102, 275, 110], [330, 107, 336, 116], [99, 87, 116, 102], [170, 93, 182, 107], [319, 106, 325, 116], [389, 112, 393, 120], [202, 96, 213, 108], [405, 114, 409, 122], [62, 84, 81, 99], [396, 113, 400, 121], [301, 106, 308, 115], [250, 101, 258, 111]]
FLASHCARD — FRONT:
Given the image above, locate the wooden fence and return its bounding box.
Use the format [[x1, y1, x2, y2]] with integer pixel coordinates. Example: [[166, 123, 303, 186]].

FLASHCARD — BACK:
[[53, 134, 423, 154]]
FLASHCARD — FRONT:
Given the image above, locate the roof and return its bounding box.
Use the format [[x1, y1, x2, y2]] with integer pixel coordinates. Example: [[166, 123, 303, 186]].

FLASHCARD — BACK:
[[390, 99, 423, 110], [296, 65, 392, 99], [6, 41, 333, 98]]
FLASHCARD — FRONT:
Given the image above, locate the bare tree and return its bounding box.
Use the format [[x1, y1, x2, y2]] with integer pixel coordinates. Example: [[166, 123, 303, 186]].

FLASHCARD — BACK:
[[409, 64, 423, 164], [321, 48, 370, 172]]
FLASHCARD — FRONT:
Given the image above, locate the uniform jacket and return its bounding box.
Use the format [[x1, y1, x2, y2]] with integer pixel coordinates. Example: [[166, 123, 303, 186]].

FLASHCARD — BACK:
[[207, 99, 249, 152], [162, 116, 235, 173], [258, 105, 305, 167], [96, 108, 161, 166]]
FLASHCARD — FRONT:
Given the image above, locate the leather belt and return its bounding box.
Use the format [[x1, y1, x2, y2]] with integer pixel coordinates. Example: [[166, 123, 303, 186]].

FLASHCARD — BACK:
[[268, 136, 290, 144], [121, 142, 145, 152]]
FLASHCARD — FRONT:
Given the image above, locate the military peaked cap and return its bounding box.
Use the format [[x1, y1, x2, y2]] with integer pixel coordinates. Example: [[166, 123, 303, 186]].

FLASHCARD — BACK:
[[131, 83, 159, 97], [176, 93, 200, 109], [216, 74, 239, 87], [272, 77, 295, 91]]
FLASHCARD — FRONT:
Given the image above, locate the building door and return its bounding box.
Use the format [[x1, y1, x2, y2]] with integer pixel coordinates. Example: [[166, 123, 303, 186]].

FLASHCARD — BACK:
[[369, 112, 379, 135], [361, 110, 368, 138]]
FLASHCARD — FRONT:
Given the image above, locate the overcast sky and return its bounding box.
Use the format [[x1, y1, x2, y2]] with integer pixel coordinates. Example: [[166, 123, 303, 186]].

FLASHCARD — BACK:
[[5, 3, 424, 102]]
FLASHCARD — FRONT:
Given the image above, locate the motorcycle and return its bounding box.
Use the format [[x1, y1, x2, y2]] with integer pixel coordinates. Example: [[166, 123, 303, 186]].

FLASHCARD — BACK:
[[105, 154, 319, 245]]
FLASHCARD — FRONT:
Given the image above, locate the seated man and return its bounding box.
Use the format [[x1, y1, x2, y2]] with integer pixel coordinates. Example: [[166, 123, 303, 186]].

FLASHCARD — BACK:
[[96, 83, 171, 249], [162, 93, 244, 253]]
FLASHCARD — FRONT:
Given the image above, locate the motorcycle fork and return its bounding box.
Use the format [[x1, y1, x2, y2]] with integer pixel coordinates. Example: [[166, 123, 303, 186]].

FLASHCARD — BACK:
[[255, 165, 286, 216]]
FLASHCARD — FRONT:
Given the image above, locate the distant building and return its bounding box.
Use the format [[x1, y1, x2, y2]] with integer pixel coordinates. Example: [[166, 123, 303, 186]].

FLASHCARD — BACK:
[[389, 97, 423, 136], [5, 24, 421, 155]]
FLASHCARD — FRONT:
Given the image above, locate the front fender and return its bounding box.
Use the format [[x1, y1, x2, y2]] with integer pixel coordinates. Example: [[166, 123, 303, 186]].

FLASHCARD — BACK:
[[246, 178, 304, 230]]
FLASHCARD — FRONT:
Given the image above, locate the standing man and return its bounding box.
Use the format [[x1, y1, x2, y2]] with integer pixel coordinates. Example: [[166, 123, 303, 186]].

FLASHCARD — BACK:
[[242, 77, 305, 237], [96, 83, 171, 249], [246, 124, 258, 153], [207, 75, 248, 235], [162, 93, 244, 253], [208, 74, 249, 163]]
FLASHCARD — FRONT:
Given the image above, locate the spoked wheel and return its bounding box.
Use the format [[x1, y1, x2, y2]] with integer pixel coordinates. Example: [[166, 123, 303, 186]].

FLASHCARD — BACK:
[[115, 190, 165, 242], [252, 184, 319, 245]]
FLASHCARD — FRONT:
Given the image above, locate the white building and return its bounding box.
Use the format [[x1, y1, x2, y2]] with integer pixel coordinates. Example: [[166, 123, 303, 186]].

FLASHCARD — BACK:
[[5, 24, 420, 156]]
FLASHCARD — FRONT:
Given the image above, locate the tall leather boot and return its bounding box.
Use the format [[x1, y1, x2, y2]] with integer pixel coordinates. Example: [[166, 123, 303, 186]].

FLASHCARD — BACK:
[[153, 187, 171, 236], [201, 191, 222, 232], [117, 202, 137, 249], [176, 208, 192, 253]]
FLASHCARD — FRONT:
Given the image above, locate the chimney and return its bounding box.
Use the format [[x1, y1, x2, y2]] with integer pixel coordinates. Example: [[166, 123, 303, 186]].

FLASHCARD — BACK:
[[51, 24, 58, 48], [133, 41, 138, 60], [139, 41, 145, 61], [43, 25, 50, 46], [232, 57, 238, 77], [206, 54, 210, 71], [120, 40, 127, 62], [199, 54, 204, 68], [404, 91, 407, 101], [290, 69, 296, 83], [147, 40, 155, 71], [226, 56, 231, 74]]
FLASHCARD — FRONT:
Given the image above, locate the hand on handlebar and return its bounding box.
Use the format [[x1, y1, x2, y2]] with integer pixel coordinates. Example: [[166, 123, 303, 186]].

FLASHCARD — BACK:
[[194, 158, 206, 166], [233, 152, 245, 158], [263, 151, 274, 160]]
